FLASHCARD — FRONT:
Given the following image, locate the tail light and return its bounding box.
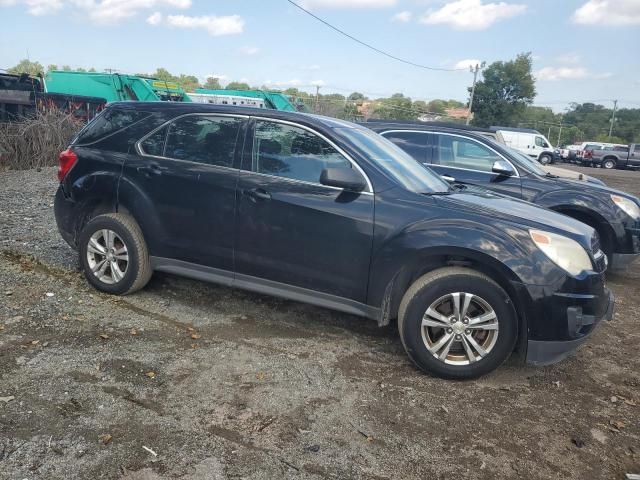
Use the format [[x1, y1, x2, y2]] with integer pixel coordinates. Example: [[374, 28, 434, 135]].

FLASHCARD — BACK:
[[584, 150, 593, 159], [58, 148, 78, 182]]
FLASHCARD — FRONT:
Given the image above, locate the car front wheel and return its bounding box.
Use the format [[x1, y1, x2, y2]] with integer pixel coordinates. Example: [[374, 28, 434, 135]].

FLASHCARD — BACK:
[[78, 213, 152, 295], [398, 267, 517, 379]]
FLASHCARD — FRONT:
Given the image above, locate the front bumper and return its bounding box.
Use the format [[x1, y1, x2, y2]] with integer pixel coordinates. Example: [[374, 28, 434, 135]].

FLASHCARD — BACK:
[[526, 289, 614, 365]]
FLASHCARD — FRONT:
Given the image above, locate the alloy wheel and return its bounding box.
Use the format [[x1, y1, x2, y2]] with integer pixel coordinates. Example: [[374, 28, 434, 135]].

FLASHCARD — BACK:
[[421, 292, 499, 365], [86, 229, 129, 285]]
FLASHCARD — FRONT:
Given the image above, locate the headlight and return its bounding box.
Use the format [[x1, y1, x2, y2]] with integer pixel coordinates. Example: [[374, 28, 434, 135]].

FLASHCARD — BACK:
[[611, 194, 640, 220], [529, 230, 593, 276]]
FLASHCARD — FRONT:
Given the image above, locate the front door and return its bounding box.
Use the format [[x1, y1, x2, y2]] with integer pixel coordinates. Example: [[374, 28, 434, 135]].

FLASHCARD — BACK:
[[235, 119, 375, 302], [428, 132, 523, 198]]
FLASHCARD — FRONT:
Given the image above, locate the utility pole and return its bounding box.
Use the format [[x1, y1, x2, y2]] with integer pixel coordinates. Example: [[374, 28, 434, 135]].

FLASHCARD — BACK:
[[466, 61, 485, 125], [608, 99, 618, 138], [557, 118, 563, 147], [314, 85, 321, 114]]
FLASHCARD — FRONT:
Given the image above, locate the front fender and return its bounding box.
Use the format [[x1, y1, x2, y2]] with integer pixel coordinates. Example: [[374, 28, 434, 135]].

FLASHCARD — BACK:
[[367, 218, 564, 310], [534, 189, 627, 243]]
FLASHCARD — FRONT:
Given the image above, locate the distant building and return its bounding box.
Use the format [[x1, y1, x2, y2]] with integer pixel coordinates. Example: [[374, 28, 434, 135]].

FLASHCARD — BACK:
[[445, 107, 472, 121]]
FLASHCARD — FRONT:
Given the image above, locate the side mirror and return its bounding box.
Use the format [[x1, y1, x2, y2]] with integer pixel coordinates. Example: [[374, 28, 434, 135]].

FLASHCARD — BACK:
[[320, 166, 366, 192], [492, 160, 516, 176]]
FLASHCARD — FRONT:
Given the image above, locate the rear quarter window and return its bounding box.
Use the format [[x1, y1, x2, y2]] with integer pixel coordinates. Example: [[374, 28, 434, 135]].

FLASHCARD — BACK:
[[74, 108, 151, 145]]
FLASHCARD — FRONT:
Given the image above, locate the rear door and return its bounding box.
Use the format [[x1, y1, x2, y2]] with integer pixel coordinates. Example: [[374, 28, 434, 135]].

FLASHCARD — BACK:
[[428, 132, 523, 198], [628, 145, 640, 167], [127, 113, 246, 269], [234, 118, 375, 302], [377, 130, 431, 164]]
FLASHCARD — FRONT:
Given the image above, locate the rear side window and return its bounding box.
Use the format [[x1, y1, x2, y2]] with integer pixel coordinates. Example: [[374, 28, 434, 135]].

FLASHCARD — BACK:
[[381, 131, 428, 163], [164, 115, 243, 167], [75, 108, 151, 145], [250, 120, 350, 184]]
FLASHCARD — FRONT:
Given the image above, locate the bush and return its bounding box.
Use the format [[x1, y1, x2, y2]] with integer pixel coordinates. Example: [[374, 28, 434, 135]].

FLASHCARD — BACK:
[[0, 111, 82, 170]]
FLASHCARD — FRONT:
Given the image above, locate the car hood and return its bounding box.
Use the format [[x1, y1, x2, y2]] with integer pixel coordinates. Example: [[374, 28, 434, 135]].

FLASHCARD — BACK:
[[434, 187, 594, 245], [541, 175, 640, 204], [542, 166, 605, 186]]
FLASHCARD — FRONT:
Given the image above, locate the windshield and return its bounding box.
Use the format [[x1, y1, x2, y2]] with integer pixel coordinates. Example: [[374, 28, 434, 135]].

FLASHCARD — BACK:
[[335, 127, 450, 193], [504, 146, 548, 175]]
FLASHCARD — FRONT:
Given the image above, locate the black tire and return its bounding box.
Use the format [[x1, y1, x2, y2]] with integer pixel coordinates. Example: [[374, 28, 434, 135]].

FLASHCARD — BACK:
[[398, 267, 517, 380], [539, 154, 552, 165], [602, 158, 616, 170], [78, 213, 152, 295]]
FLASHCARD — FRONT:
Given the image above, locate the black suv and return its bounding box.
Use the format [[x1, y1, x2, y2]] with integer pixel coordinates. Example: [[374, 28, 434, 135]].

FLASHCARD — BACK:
[[55, 103, 613, 379], [368, 123, 640, 272]]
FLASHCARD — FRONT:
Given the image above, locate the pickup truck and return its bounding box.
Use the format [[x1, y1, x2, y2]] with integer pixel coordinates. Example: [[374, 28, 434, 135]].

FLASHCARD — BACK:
[[586, 144, 639, 170]]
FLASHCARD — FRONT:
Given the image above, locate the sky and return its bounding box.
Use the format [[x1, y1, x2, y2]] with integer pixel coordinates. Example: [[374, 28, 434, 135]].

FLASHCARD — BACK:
[[1, 0, 639, 111]]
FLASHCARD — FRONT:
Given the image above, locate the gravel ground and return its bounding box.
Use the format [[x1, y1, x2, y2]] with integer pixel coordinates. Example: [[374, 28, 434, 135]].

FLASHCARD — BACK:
[[1, 165, 639, 480]]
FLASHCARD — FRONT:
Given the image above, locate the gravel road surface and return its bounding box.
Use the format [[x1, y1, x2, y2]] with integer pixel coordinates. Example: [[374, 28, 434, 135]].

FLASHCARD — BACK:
[[1, 165, 639, 479]]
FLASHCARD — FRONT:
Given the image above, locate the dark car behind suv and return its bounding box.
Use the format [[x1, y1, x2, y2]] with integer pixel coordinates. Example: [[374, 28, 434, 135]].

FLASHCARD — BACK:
[[368, 122, 640, 272], [55, 103, 613, 379]]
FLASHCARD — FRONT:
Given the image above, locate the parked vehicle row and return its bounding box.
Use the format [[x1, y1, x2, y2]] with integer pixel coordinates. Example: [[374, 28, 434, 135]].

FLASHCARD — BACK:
[[582, 144, 639, 170], [55, 103, 638, 379]]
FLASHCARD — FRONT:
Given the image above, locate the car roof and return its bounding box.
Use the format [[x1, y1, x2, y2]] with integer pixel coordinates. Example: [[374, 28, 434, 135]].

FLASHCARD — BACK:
[[363, 121, 498, 141], [362, 120, 496, 134], [106, 101, 359, 130]]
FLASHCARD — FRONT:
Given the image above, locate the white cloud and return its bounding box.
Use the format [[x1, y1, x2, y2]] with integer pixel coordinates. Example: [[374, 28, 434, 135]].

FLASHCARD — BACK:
[[146, 11, 162, 25], [302, 64, 321, 71], [535, 66, 589, 81], [420, 0, 526, 30], [300, 0, 396, 8], [1, 0, 191, 22], [239, 46, 260, 56], [454, 58, 481, 69], [25, 0, 63, 15], [572, 0, 640, 25], [166, 14, 244, 36], [310, 79, 326, 86], [391, 10, 411, 22]]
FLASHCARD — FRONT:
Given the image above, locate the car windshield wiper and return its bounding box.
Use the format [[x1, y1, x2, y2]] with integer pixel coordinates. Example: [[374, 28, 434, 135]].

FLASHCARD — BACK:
[[450, 183, 467, 191], [545, 172, 560, 178]]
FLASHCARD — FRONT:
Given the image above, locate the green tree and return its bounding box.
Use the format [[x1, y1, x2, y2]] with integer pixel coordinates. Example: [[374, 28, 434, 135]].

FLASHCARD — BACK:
[[61, 65, 72, 71], [226, 81, 251, 90], [470, 52, 536, 127], [8, 59, 45, 76], [177, 74, 200, 92], [372, 93, 418, 121], [348, 92, 366, 101], [46, 64, 58, 72], [203, 77, 222, 89]]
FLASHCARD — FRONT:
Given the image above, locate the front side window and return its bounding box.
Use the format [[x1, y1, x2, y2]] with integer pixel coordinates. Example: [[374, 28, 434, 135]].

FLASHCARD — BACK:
[[251, 120, 350, 184], [140, 126, 167, 156], [381, 131, 428, 163], [535, 136, 545, 147], [434, 134, 502, 172], [164, 115, 242, 167]]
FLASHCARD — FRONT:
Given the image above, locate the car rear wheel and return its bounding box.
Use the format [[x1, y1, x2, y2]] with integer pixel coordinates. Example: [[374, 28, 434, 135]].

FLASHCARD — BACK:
[[79, 213, 152, 295], [602, 159, 616, 170], [398, 267, 517, 379], [539, 154, 552, 165]]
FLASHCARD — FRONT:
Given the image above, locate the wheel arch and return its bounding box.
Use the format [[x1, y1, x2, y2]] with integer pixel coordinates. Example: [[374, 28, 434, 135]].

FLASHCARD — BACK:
[[378, 247, 526, 352], [549, 205, 616, 256]]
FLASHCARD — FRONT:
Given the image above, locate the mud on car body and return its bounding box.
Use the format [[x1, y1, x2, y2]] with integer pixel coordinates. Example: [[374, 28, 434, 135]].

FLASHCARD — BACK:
[[55, 103, 613, 379]]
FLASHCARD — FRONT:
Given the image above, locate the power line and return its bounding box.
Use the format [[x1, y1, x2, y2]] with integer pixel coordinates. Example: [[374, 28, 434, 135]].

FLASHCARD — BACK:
[[286, 0, 466, 72]]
